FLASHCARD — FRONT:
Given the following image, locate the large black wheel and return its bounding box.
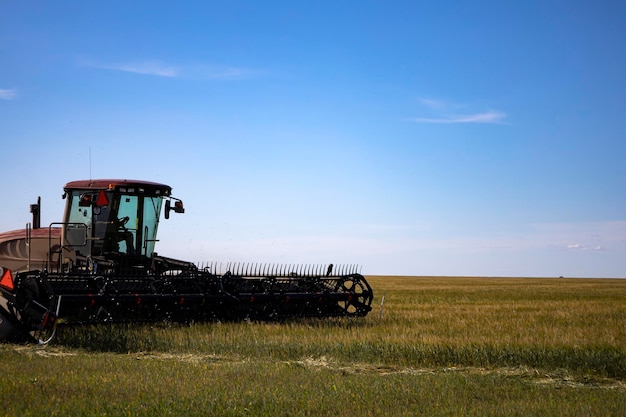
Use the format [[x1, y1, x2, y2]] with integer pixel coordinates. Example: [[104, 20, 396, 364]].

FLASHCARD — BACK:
[[335, 274, 373, 317]]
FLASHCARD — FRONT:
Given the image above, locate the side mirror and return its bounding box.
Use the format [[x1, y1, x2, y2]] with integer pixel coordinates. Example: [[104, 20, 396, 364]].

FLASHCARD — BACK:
[[165, 198, 184, 219]]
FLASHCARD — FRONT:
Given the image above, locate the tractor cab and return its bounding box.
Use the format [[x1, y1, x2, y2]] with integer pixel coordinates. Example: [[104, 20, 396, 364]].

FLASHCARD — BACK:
[[60, 180, 183, 264]]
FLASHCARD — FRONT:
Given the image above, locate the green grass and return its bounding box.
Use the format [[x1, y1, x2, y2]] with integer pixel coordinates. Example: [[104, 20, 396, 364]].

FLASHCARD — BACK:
[[1, 276, 625, 416]]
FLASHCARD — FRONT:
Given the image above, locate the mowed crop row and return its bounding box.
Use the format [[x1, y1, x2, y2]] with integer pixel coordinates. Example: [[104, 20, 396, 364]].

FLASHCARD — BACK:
[[1, 276, 625, 416]]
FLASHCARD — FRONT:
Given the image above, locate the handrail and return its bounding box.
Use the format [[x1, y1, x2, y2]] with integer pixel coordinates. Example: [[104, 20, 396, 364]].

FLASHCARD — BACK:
[[48, 222, 88, 273], [143, 225, 159, 256]]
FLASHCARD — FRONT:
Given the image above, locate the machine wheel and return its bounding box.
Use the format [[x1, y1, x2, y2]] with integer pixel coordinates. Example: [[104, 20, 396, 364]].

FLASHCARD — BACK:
[[335, 274, 373, 317], [0, 306, 38, 343]]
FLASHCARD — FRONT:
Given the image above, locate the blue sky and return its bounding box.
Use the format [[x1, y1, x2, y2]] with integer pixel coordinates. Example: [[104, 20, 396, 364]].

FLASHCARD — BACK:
[[1, 1, 624, 277]]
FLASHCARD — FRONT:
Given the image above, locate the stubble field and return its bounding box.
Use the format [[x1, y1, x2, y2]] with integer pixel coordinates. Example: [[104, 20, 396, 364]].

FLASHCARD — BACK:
[[1, 276, 624, 416]]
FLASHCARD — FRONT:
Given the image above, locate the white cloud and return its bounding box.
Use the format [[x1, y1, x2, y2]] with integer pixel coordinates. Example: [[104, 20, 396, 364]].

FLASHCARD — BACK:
[[0, 89, 17, 100], [568, 243, 584, 249], [90, 60, 179, 77], [412, 96, 506, 124], [184, 64, 261, 80], [83, 59, 259, 80], [411, 111, 506, 124], [567, 243, 605, 251], [417, 97, 447, 110]]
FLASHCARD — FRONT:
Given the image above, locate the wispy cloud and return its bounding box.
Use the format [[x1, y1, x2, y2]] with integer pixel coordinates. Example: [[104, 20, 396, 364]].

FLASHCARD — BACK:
[[417, 97, 447, 110], [567, 243, 605, 251], [83, 59, 260, 80], [411, 111, 506, 124], [0, 89, 17, 100], [86, 60, 179, 77], [184, 64, 261, 80], [411, 97, 506, 124]]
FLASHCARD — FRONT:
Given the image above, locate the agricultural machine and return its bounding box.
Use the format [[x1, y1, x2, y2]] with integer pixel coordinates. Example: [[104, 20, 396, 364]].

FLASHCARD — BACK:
[[0, 179, 373, 343]]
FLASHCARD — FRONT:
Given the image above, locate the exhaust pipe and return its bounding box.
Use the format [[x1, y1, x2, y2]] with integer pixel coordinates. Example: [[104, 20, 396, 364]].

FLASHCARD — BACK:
[[30, 197, 41, 229]]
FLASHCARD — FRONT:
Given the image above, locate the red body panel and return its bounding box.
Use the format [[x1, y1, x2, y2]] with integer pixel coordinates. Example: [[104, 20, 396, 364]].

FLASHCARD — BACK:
[[0, 228, 61, 272]]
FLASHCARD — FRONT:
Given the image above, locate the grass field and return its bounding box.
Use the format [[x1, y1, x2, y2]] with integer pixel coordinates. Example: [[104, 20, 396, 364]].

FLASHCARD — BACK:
[[1, 276, 624, 416]]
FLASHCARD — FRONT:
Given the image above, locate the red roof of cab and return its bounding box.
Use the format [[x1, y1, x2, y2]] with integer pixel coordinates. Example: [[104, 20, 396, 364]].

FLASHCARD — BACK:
[[64, 179, 172, 193]]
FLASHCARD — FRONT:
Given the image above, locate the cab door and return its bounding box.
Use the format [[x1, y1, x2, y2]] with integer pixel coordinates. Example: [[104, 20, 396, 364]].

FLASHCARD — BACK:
[[113, 195, 139, 255]]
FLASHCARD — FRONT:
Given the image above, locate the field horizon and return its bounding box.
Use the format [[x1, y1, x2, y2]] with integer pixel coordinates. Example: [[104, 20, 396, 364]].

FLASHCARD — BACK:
[[368, 274, 626, 279]]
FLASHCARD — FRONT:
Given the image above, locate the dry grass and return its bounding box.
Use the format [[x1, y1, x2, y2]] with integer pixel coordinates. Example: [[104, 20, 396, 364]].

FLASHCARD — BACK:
[[373, 276, 625, 347], [1, 276, 625, 416]]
